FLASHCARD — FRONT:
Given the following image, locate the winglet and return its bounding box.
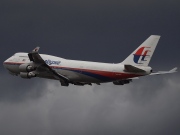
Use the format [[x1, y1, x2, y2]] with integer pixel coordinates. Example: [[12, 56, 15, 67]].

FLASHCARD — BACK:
[[28, 47, 40, 61], [32, 47, 40, 52], [169, 67, 178, 73]]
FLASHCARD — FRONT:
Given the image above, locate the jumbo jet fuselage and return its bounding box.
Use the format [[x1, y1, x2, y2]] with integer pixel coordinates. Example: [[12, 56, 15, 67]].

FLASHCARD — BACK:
[[3, 35, 177, 86], [3, 53, 150, 84]]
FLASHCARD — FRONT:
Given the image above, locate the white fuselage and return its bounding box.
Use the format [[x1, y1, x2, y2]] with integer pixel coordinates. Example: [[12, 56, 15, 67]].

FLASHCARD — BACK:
[[3, 53, 146, 84], [3, 36, 177, 86]]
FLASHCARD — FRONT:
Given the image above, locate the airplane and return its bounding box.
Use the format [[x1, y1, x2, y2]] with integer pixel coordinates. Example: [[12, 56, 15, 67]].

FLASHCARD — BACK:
[[3, 35, 177, 86]]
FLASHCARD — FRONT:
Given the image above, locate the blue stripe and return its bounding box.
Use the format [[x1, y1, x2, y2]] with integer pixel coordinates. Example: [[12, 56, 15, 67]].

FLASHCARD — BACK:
[[60, 68, 113, 82]]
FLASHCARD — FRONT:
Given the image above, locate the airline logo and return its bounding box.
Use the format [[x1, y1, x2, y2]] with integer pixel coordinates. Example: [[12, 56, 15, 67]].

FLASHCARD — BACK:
[[133, 47, 151, 64], [45, 60, 61, 65]]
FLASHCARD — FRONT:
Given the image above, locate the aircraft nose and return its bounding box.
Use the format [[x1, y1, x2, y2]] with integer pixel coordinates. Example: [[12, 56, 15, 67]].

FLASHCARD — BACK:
[[3, 59, 8, 69], [3, 56, 12, 69]]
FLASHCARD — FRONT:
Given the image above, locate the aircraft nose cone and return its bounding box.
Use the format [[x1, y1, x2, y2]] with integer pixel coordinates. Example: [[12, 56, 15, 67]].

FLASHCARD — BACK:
[[3, 57, 11, 69], [3, 60, 8, 69]]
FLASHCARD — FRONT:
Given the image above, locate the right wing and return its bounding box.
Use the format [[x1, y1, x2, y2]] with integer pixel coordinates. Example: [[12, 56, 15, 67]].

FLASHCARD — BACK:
[[28, 47, 70, 86], [150, 67, 178, 75]]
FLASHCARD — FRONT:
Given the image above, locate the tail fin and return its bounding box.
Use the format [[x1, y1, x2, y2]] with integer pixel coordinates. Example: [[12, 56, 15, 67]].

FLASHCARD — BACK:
[[121, 35, 160, 66]]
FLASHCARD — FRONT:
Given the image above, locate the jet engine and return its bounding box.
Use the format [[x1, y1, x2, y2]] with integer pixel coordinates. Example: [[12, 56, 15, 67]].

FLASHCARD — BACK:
[[20, 72, 36, 78], [113, 79, 132, 85], [19, 63, 35, 72]]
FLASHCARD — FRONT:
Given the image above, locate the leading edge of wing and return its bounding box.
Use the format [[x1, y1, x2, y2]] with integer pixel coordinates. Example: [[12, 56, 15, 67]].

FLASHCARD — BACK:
[[150, 67, 178, 75]]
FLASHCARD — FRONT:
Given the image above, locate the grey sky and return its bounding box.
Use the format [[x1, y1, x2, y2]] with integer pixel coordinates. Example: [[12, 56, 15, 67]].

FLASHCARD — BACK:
[[0, 0, 180, 135]]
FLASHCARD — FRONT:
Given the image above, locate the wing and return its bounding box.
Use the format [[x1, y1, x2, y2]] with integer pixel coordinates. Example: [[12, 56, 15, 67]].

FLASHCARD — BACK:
[[28, 47, 70, 86], [150, 67, 178, 75]]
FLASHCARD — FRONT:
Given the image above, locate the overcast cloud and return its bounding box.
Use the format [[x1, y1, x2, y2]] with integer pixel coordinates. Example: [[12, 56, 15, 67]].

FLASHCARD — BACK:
[[0, 0, 180, 135], [0, 75, 180, 135]]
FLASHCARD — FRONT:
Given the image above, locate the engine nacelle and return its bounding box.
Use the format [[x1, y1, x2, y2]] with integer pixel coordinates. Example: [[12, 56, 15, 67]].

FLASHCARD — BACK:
[[113, 79, 132, 85], [19, 63, 35, 72], [20, 72, 36, 79]]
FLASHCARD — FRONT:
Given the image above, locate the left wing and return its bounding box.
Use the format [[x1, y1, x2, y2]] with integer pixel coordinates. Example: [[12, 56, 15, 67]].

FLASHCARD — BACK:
[[28, 47, 70, 86], [150, 67, 177, 75]]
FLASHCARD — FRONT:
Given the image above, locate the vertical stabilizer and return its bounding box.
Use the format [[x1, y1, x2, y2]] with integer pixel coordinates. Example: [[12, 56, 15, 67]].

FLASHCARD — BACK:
[[121, 35, 160, 66]]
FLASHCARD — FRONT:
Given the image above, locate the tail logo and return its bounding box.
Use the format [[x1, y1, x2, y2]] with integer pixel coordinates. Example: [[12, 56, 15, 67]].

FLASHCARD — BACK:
[[133, 47, 151, 64]]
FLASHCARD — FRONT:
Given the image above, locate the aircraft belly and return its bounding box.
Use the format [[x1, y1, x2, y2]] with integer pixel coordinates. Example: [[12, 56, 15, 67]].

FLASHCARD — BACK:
[[57, 69, 101, 83]]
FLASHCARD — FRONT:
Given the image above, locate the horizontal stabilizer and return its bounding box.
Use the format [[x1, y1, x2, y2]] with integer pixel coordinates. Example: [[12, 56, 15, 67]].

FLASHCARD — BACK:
[[150, 67, 178, 75], [124, 64, 146, 73]]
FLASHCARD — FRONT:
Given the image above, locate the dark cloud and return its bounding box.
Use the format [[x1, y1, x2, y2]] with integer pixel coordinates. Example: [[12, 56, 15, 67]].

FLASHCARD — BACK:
[[0, 0, 179, 135]]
